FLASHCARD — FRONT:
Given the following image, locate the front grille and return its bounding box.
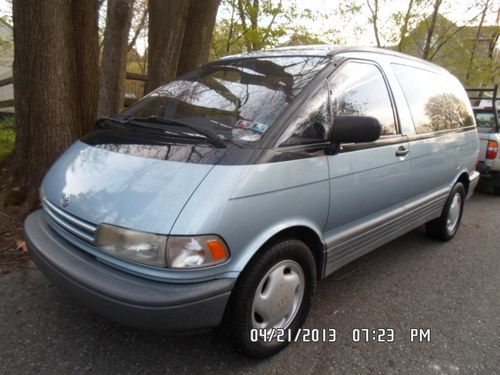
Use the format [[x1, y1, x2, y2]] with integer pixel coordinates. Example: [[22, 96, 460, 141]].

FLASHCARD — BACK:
[[42, 197, 97, 244]]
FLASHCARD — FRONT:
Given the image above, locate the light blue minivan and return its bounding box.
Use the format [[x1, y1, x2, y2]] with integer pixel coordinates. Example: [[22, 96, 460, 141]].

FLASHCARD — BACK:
[[25, 46, 479, 358]]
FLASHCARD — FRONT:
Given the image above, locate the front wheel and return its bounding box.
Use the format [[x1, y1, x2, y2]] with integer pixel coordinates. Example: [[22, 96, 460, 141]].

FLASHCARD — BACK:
[[426, 182, 465, 241], [224, 239, 316, 358]]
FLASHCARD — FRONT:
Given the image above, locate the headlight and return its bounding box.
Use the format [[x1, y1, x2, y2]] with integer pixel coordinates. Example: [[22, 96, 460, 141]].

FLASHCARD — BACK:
[[95, 224, 167, 267], [94, 224, 229, 269]]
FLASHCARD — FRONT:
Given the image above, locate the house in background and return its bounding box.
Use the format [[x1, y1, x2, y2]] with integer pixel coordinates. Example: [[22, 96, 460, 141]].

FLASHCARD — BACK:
[[0, 17, 13, 114]]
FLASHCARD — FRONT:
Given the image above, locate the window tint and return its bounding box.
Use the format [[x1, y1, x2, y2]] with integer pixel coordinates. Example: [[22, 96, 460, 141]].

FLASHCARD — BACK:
[[124, 56, 330, 145], [280, 84, 331, 146], [392, 64, 474, 134], [328, 61, 397, 136]]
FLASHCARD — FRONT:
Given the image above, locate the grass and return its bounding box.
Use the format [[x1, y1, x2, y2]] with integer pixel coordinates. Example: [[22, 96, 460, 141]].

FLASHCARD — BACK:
[[0, 115, 15, 161]]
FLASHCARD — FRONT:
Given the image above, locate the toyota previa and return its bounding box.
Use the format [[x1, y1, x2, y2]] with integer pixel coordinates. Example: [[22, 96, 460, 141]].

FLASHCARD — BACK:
[[25, 46, 480, 358]]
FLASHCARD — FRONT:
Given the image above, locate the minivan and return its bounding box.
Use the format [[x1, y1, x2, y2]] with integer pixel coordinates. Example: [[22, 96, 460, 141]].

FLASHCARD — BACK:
[[25, 46, 479, 358]]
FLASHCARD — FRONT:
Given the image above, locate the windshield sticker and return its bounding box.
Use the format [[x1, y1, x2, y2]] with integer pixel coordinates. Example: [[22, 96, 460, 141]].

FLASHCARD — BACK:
[[235, 119, 269, 135], [235, 119, 253, 129], [251, 122, 268, 134]]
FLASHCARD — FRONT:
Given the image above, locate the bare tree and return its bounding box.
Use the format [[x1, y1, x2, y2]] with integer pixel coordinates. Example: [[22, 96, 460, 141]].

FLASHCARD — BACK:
[[5, 0, 99, 208], [489, 6, 500, 59], [98, 0, 135, 117], [465, 0, 493, 81], [366, 0, 381, 47], [422, 0, 443, 60], [237, 0, 261, 51], [128, 0, 148, 52], [177, 0, 221, 76], [427, 6, 488, 61], [144, 0, 190, 94]]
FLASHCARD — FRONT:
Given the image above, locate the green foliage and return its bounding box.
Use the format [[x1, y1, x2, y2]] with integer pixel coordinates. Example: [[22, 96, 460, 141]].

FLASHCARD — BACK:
[[0, 17, 14, 67], [210, 0, 301, 59], [400, 14, 500, 87], [0, 115, 15, 161], [283, 27, 325, 47]]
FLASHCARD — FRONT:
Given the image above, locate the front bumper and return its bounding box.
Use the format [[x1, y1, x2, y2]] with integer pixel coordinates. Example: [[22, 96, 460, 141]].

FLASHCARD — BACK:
[[25, 210, 235, 333]]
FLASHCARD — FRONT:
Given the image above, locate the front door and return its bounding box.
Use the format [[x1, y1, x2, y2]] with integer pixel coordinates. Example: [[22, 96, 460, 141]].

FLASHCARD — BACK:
[[323, 60, 412, 275]]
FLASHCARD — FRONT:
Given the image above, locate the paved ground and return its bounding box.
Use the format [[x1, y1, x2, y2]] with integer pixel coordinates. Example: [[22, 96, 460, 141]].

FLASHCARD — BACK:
[[0, 187, 498, 374]]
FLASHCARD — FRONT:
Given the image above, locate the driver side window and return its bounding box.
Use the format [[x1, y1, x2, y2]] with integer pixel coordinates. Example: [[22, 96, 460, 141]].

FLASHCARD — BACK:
[[328, 61, 397, 136]]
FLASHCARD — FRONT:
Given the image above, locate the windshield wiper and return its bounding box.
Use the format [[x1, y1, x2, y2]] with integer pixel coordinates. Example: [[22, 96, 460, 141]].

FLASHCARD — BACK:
[[96, 115, 226, 148], [136, 116, 226, 148], [96, 115, 134, 126]]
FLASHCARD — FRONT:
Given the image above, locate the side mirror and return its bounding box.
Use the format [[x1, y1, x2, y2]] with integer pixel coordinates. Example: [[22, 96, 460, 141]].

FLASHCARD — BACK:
[[331, 116, 381, 144]]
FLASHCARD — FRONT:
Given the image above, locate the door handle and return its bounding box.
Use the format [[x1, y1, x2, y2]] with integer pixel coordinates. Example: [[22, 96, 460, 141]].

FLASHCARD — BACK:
[[395, 146, 409, 157]]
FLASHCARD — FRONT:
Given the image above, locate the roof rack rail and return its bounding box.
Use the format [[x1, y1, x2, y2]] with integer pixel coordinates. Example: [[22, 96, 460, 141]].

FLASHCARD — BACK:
[[465, 85, 498, 100]]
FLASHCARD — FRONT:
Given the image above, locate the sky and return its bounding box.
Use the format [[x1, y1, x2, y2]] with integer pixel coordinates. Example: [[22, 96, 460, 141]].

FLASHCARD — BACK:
[[0, 0, 498, 51], [244, 0, 500, 46]]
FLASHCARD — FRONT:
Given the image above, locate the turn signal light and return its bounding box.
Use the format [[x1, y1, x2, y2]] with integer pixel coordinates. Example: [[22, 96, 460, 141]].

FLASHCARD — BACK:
[[207, 240, 229, 260], [486, 140, 498, 160]]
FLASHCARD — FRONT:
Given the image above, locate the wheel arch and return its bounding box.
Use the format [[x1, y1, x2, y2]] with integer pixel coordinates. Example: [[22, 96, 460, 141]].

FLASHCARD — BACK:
[[455, 171, 470, 194], [237, 224, 327, 281]]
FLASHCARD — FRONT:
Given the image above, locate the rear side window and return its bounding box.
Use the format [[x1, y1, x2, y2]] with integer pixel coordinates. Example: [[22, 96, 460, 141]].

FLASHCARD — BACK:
[[392, 64, 474, 134], [327, 61, 398, 136], [474, 110, 496, 131]]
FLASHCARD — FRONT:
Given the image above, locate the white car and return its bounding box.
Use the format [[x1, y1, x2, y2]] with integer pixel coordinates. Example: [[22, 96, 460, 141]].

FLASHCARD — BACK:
[[468, 87, 500, 195]]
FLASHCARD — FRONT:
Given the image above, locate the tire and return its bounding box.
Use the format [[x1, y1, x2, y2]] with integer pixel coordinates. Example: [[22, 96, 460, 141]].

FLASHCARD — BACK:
[[492, 186, 500, 196], [223, 238, 317, 359], [426, 182, 465, 241]]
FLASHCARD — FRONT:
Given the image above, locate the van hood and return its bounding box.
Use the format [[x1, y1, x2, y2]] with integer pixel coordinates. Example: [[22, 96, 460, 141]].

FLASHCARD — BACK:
[[42, 141, 221, 234]]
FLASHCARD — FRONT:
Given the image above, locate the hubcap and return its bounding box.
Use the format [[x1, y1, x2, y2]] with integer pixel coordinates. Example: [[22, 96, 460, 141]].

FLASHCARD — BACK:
[[251, 260, 305, 330], [446, 192, 461, 233]]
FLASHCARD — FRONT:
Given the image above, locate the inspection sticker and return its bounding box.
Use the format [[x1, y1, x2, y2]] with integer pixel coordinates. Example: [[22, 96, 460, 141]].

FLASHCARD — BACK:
[[250, 122, 269, 134]]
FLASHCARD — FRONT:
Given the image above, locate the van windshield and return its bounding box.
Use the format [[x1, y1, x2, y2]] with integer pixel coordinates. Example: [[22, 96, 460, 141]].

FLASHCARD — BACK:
[[123, 56, 330, 145]]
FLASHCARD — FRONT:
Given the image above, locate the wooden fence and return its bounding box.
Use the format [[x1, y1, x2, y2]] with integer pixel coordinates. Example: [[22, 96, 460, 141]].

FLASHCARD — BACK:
[[124, 71, 147, 107], [0, 76, 14, 109], [0, 72, 147, 111]]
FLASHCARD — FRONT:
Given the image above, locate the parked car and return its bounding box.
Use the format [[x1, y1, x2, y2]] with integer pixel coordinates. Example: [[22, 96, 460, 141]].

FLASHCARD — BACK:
[[25, 46, 479, 358], [466, 86, 500, 195]]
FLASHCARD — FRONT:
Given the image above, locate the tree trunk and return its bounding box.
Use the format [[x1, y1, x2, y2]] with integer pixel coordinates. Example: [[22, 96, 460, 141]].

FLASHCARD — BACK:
[[396, 0, 414, 52], [144, 0, 190, 94], [422, 0, 442, 60], [71, 1, 100, 135], [5, 0, 99, 209], [465, 0, 491, 82], [367, 0, 381, 47], [176, 0, 221, 77], [128, 5, 148, 52], [98, 0, 135, 117], [488, 6, 500, 59], [237, 0, 250, 52]]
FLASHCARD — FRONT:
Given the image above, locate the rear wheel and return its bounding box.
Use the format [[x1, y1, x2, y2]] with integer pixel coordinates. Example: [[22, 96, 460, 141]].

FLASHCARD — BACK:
[[426, 182, 465, 241], [224, 238, 316, 358]]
